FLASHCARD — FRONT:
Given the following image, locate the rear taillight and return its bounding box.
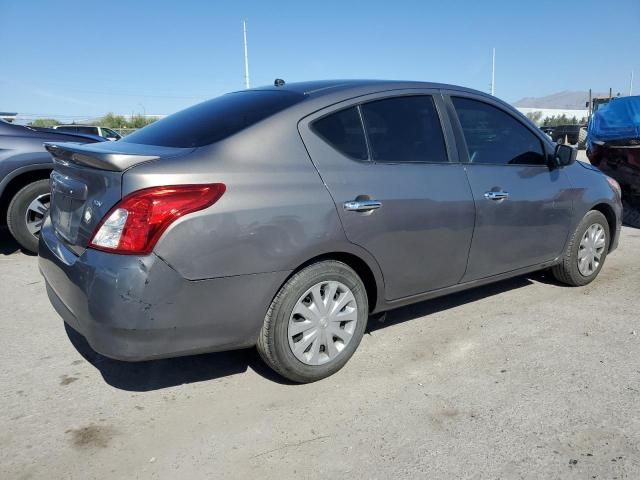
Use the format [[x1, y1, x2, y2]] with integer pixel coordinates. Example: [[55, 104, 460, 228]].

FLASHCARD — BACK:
[[89, 184, 226, 255]]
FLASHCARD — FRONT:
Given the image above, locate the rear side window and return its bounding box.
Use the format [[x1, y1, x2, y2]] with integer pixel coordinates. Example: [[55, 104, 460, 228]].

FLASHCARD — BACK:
[[312, 107, 368, 160], [452, 97, 546, 165], [360, 95, 448, 163], [122, 91, 303, 148]]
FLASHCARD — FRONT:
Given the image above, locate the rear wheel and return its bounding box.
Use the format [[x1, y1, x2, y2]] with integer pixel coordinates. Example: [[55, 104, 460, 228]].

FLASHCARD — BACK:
[[6, 179, 50, 253], [551, 210, 610, 286], [257, 260, 368, 383]]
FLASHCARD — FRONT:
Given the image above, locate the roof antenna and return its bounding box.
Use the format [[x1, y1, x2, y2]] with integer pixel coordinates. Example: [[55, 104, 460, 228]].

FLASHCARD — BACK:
[[490, 47, 496, 96], [243, 20, 250, 89], [274, 78, 285, 87]]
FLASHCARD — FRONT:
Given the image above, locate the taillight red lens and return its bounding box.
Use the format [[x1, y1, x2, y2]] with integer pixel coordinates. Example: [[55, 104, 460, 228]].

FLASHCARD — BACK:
[[89, 183, 226, 255]]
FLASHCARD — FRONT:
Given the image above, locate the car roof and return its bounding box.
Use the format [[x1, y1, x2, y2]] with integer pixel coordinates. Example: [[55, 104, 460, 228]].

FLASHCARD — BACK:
[[247, 79, 489, 98], [234, 79, 508, 119]]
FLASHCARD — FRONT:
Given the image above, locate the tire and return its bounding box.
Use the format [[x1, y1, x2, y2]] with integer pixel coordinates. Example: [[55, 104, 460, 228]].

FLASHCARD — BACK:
[[551, 210, 610, 286], [577, 127, 588, 150], [6, 179, 51, 253], [257, 260, 369, 383]]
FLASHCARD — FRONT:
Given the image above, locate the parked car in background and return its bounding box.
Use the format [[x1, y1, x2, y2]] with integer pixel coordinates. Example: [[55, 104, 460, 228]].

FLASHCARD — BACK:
[[0, 120, 104, 252], [39, 80, 622, 383], [545, 124, 588, 149], [540, 126, 554, 137], [53, 125, 122, 141]]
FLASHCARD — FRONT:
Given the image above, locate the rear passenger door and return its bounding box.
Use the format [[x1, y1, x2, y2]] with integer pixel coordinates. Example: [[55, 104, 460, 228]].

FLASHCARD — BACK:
[[299, 91, 475, 301], [445, 94, 573, 281]]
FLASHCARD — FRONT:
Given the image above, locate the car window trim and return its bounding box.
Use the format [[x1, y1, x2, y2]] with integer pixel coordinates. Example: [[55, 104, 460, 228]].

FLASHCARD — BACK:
[[356, 104, 373, 162], [443, 92, 550, 168]]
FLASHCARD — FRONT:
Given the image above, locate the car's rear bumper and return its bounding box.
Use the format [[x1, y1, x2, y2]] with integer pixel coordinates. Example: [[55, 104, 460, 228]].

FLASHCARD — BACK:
[[38, 217, 288, 361]]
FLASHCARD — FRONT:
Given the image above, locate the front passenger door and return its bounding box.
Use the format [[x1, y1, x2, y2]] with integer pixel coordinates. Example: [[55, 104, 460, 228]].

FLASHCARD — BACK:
[[447, 95, 573, 281]]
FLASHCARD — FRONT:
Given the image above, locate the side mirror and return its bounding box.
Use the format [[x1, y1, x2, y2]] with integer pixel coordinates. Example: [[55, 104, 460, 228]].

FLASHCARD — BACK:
[[552, 143, 577, 168]]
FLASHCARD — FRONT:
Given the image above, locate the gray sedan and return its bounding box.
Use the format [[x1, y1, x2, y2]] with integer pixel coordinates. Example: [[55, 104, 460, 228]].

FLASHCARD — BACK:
[[0, 121, 103, 252], [38, 80, 622, 382]]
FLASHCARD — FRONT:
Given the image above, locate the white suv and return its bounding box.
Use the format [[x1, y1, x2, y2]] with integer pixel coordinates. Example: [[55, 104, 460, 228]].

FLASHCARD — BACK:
[[53, 125, 122, 141]]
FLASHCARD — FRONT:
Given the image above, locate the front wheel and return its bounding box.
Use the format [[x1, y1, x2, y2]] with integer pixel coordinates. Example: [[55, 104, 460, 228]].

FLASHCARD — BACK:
[[257, 260, 368, 383], [551, 210, 610, 286], [6, 179, 51, 253]]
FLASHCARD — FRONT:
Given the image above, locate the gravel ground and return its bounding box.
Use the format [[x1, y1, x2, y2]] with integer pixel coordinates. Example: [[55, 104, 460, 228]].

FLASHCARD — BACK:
[[1, 225, 639, 480]]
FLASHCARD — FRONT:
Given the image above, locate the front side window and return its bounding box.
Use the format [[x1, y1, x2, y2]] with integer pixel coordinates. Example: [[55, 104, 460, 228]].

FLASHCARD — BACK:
[[360, 95, 448, 163], [452, 97, 546, 165], [312, 107, 368, 160]]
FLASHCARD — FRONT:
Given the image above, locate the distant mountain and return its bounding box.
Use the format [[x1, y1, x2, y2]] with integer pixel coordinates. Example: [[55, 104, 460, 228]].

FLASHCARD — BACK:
[[513, 91, 607, 109]]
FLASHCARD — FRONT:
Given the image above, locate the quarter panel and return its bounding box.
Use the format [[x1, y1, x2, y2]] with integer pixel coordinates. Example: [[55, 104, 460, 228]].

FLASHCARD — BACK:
[[124, 117, 347, 280]]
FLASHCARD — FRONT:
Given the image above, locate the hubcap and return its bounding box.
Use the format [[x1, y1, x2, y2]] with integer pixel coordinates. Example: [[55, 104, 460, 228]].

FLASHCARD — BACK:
[[288, 280, 358, 366], [577, 223, 606, 276], [25, 193, 50, 237]]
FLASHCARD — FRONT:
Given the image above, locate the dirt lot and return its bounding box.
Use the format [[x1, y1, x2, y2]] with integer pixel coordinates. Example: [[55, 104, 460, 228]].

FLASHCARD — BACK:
[[1, 225, 639, 479]]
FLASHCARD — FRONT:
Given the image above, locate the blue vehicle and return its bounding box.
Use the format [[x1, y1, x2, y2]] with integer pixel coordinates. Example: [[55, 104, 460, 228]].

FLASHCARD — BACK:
[[588, 95, 640, 227], [0, 120, 104, 252]]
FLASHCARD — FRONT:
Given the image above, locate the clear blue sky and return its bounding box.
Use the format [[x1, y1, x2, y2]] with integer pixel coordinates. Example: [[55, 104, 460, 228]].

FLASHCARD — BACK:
[[1, 0, 638, 122]]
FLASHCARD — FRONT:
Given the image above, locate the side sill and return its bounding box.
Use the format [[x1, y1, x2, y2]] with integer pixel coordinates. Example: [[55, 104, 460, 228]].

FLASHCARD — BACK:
[[378, 259, 560, 312]]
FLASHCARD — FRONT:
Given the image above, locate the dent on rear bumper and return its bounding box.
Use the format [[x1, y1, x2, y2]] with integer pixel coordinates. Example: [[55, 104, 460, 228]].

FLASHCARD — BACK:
[[38, 219, 289, 361]]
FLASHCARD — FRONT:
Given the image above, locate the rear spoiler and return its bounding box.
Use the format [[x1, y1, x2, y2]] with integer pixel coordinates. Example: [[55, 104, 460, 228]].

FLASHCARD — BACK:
[[44, 142, 159, 172]]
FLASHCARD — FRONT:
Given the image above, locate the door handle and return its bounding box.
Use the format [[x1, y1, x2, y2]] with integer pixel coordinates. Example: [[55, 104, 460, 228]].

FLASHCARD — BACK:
[[343, 199, 382, 212], [484, 191, 509, 201]]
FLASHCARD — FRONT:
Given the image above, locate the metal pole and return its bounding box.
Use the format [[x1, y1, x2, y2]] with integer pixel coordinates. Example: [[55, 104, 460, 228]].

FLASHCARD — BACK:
[[630, 70, 634, 96], [243, 20, 250, 89], [491, 48, 495, 96]]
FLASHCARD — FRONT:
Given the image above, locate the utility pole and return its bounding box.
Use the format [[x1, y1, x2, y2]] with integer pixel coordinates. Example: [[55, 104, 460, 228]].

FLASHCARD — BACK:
[[630, 70, 634, 96], [243, 20, 250, 89], [490, 48, 496, 96]]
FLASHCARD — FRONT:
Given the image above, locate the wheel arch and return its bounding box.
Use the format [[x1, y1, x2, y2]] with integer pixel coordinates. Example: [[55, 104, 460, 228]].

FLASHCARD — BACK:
[[0, 165, 52, 225], [590, 202, 617, 251], [284, 249, 385, 314]]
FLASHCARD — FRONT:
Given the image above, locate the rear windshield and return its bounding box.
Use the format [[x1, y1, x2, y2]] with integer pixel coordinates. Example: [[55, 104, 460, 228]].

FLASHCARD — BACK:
[[122, 90, 303, 148]]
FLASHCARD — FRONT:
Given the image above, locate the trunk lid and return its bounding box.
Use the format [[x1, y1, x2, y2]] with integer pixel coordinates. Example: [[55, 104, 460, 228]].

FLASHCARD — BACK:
[[44, 141, 193, 254]]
